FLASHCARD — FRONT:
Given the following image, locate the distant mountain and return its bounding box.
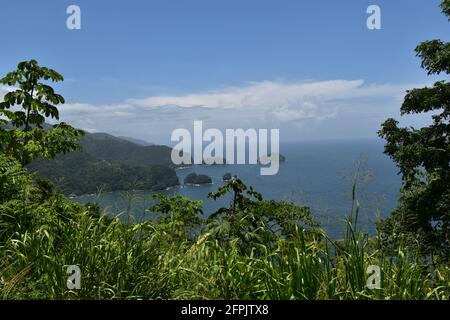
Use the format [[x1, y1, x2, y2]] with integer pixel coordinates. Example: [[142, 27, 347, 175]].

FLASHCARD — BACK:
[[79, 132, 173, 167], [27, 130, 179, 196], [117, 136, 153, 146]]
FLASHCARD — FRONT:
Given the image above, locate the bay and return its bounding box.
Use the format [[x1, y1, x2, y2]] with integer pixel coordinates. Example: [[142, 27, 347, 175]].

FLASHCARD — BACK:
[[73, 138, 402, 239]]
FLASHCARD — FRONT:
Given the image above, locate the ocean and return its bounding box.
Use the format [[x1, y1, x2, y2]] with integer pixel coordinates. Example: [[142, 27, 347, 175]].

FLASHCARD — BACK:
[[73, 138, 402, 239]]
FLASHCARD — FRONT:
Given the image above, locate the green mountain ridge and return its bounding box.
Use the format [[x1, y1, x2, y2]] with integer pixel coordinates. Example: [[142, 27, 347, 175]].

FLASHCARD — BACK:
[[117, 135, 153, 146], [27, 130, 179, 195]]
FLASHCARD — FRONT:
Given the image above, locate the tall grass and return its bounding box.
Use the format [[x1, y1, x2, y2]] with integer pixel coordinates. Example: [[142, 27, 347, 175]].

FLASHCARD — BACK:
[[0, 181, 448, 300]]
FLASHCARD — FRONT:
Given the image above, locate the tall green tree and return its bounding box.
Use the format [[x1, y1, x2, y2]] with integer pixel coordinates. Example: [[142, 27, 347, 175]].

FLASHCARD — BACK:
[[378, 1, 449, 258], [206, 178, 317, 254], [0, 60, 84, 166]]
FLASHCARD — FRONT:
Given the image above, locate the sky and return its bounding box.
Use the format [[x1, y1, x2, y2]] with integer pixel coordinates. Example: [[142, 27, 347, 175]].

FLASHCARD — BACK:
[[0, 0, 449, 145]]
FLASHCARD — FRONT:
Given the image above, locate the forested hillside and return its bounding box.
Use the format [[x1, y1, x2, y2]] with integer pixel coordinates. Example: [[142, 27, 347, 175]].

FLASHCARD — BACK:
[[27, 131, 179, 195]]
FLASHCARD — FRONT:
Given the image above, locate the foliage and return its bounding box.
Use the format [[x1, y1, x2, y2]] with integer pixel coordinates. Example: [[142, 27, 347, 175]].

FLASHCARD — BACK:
[[148, 194, 203, 243], [27, 131, 180, 195], [0, 60, 84, 166], [206, 178, 318, 256], [29, 152, 179, 196], [0, 162, 448, 299], [378, 1, 450, 258], [76, 132, 175, 167]]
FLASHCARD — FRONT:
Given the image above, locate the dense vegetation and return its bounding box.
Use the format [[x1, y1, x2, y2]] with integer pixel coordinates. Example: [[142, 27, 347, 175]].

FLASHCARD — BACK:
[[27, 130, 179, 195], [116, 135, 153, 146], [0, 61, 179, 196], [378, 0, 450, 259], [28, 152, 179, 196], [0, 59, 84, 166], [184, 172, 212, 185], [0, 158, 448, 299]]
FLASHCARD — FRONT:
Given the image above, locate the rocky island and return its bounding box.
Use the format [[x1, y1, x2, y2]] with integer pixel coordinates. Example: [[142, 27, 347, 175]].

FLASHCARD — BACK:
[[184, 172, 212, 185], [258, 153, 286, 164]]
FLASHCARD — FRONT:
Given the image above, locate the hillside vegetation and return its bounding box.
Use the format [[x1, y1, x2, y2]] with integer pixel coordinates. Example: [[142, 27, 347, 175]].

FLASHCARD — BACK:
[[0, 159, 448, 299], [27, 131, 179, 195]]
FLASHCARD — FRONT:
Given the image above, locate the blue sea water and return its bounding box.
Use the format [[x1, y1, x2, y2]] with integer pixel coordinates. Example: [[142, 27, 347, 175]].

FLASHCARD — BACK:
[[73, 138, 402, 239]]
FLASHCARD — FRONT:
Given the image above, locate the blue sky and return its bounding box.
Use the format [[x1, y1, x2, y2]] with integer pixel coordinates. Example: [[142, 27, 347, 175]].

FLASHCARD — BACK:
[[1, 0, 449, 144]]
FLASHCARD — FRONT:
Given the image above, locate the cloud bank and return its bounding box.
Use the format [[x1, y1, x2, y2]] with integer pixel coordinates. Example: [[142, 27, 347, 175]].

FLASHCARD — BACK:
[[127, 80, 406, 110], [1, 80, 418, 144]]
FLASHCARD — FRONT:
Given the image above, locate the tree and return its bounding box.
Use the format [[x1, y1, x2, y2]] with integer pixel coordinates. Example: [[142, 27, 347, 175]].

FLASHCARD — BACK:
[[0, 60, 84, 166], [149, 194, 204, 242], [206, 178, 317, 254], [378, 1, 450, 258]]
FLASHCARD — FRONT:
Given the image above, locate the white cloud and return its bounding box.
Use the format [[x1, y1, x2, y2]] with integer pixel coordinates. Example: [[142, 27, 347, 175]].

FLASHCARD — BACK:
[[119, 80, 414, 128], [126, 80, 408, 110], [0, 86, 14, 99], [2, 79, 421, 143]]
